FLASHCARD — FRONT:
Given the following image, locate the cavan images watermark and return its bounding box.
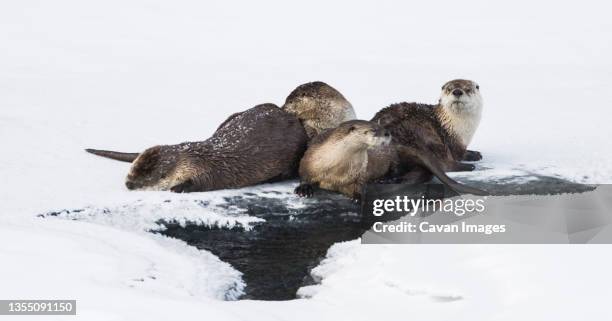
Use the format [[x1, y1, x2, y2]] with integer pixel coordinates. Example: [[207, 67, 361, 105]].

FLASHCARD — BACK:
[[360, 184, 612, 244], [0, 300, 76, 315]]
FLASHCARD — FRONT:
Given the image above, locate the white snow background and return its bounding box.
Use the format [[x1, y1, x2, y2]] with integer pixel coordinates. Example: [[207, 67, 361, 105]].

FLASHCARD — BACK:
[[1, 0, 611, 320]]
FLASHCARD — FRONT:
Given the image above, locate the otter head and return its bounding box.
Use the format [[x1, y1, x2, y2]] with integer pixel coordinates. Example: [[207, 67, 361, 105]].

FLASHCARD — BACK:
[[283, 81, 357, 139], [124, 146, 181, 190], [439, 79, 482, 114], [438, 79, 483, 146], [334, 120, 391, 151]]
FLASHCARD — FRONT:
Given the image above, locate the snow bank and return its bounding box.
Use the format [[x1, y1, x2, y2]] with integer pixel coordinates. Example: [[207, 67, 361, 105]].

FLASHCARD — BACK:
[[298, 240, 611, 320], [0, 216, 245, 320]]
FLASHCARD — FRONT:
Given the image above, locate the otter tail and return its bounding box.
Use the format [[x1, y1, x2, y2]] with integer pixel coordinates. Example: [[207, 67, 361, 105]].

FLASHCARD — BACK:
[[396, 145, 488, 196], [85, 149, 139, 163]]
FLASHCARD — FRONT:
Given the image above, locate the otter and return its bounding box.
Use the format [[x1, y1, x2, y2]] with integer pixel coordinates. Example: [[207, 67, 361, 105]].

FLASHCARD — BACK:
[[282, 81, 356, 139], [295, 120, 487, 199], [372, 79, 483, 179], [86, 103, 308, 192]]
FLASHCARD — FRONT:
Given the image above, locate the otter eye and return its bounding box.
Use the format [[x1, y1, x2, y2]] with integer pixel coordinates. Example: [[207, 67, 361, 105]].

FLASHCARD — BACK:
[[348, 126, 356, 132], [476, 85, 480, 90]]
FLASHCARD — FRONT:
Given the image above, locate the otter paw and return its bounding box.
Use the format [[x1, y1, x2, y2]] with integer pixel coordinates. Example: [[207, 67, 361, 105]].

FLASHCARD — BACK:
[[454, 162, 476, 172], [170, 180, 195, 193], [294, 184, 314, 198], [463, 150, 483, 162], [374, 176, 403, 184]]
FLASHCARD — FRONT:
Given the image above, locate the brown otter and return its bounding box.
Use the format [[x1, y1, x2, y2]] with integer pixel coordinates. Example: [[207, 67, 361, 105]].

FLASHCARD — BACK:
[[372, 79, 483, 182], [282, 81, 356, 139], [86, 103, 308, 192], [295, 120, 487, 199]]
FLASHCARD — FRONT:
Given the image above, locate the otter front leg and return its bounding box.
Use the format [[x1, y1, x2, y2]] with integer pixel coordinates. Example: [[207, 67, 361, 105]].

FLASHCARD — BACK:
[[338, 183, 364, 202], [170, 179, 198, 193], [373, 164, 405, 184], [295, 182, 317, 197], [462, 150, 483, 161], [374, 176, 403, 184]]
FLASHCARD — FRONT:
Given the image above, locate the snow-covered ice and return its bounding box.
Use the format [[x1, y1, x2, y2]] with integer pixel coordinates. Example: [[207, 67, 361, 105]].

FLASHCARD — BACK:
[[1, 0, 611, 320]]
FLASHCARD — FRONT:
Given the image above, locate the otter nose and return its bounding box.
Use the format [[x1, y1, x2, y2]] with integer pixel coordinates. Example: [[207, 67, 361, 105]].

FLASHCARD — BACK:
[[383, 130, 391, 137], [452, 89, 463, 97], [125, 181, 136, 190]]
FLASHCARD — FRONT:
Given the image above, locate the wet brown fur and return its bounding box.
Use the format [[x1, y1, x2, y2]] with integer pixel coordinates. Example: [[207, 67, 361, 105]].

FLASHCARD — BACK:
[[282, 81, 356, 139], [296, 120, 487, 199], [371, 79, 483, 183], [297, 121, 392, 199], [89, 103, 308, 192], [373, 102, 465, 168]]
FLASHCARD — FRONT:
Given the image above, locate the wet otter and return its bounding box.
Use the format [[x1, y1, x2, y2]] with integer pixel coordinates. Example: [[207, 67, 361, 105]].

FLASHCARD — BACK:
[[372, 79, 483, 180], [86, 103, 308, 192], [295, 120, 487, 199], [282, 81, 356, 139]]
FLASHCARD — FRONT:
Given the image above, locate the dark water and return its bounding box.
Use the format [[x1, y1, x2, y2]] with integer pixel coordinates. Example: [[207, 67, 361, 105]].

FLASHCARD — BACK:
[[158, 191, 362, 300], [41, 175, 595, 301], [158, 176, 595, 300], [459, 174, 595, 195]]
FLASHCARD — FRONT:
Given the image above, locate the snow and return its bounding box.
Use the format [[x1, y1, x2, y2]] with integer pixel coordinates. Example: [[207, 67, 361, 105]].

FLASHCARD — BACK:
[[1, 0, 612, 320], [299, 241, 612, 320], [40, 192, 265, 232]]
